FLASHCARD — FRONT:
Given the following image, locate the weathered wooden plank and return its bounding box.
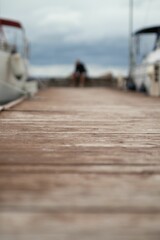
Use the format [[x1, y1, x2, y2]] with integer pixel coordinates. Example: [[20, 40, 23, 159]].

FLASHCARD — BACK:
[[0, 88, 160, 239], [0, 174, 160, 210], [1, 213, 160, 240]]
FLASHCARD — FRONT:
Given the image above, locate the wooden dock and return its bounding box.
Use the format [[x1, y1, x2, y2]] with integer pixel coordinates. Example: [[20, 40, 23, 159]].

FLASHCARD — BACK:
[[0, 88, 160, 240]]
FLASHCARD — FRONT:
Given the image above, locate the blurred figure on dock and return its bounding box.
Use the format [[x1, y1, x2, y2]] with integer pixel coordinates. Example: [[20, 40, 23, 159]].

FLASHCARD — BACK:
[[72, 60, 87, 87]]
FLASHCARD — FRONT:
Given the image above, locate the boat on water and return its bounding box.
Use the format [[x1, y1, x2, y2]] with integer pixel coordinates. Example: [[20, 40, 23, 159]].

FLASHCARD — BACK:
[[0, 18, 36, 105], [130, 26, 160, 96]]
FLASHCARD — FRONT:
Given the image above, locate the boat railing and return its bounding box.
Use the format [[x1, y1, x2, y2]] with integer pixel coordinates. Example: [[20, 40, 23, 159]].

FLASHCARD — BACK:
[[0, 39, 14, 52]]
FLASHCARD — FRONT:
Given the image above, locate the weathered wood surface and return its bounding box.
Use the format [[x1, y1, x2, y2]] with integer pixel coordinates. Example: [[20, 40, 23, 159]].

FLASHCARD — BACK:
[[0, 88, 160, 240]]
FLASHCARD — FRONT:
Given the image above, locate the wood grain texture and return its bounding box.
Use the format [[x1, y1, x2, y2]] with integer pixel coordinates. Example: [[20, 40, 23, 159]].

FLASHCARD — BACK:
[[0, 88, 160, 240]]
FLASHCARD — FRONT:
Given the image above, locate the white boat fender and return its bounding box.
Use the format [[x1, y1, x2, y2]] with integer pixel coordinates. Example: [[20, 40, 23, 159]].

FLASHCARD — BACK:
[[10, 53, 26, 80]]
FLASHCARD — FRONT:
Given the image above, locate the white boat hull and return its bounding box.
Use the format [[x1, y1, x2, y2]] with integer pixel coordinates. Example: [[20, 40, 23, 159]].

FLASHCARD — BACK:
[[132, 49, 160, 96], [0, 82, 24, 104], [0, 50, 27, 104]]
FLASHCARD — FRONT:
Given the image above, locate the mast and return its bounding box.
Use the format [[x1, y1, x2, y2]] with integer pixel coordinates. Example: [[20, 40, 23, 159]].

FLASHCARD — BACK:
[[129, 0, 134, 76]]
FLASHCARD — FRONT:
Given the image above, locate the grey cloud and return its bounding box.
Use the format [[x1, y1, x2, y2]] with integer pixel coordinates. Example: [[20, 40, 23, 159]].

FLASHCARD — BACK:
[[30, 35, 128, 67]]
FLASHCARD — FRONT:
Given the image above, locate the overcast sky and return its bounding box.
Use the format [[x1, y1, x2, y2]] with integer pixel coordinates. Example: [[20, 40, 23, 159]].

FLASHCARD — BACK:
[[1, 0, 160, 77]]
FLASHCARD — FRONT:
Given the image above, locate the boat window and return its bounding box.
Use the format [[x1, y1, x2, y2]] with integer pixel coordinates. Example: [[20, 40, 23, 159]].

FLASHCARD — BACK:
[[134, 33, 157, 65], [2, 26, 24, 55], [155, 36, 160, 49]]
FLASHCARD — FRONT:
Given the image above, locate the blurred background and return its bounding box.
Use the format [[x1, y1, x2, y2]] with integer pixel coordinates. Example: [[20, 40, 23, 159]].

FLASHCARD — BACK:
[[1, 0, 160, 77]]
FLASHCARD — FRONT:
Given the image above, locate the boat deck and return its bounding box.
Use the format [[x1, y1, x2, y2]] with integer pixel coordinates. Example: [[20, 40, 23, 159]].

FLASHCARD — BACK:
[[0, 87, 160, 240]]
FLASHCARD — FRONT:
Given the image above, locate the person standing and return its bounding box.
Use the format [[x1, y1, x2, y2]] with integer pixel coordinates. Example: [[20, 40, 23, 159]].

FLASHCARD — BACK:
[[72, 60, 87, 87]]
